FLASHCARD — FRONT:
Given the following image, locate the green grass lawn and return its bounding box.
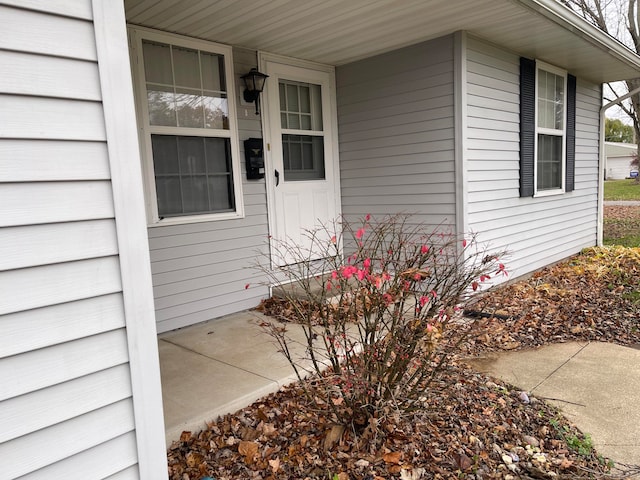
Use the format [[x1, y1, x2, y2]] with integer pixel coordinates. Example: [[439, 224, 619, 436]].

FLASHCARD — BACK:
[[603, 229, 640, 247], [604, 179, 640, 201]]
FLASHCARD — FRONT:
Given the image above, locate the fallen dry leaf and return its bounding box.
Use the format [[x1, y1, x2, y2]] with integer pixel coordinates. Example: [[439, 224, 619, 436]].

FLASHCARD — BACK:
[[238, 440, 259, 464], [323, 424, 345, 451], [268, 457, 280, 473], [383, 451, 403, 464], [453, 452, 472, 471], [185, 451, 203, 468], [400, 468, 427, 480]]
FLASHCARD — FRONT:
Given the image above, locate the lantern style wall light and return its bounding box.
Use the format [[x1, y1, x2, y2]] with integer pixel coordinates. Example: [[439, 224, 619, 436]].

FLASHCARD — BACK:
[[241, 68, 269, 115]]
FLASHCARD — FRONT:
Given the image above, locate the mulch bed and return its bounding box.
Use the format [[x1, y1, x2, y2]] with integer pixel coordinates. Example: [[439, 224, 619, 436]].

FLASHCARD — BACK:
[[167, 247, 640, 480]]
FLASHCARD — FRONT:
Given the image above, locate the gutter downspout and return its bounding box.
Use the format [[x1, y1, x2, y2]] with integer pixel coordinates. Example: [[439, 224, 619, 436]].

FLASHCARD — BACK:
[[598, 86, 640, 245]]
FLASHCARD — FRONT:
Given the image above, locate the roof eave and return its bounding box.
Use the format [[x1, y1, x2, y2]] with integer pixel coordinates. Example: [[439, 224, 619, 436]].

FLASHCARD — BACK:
[[521, 0, 640, 81]]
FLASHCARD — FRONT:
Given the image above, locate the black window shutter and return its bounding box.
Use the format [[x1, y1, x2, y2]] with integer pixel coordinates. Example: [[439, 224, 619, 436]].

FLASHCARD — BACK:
[[519, 57, 536, 197], [565, 74, 576, 192]]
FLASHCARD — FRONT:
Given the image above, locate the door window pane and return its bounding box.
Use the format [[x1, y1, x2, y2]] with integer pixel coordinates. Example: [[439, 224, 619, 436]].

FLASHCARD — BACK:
[[280, 79, 325, 181], [282, 134, 325, 181], [279, 80, 323, 131], [288, 114, 300, 130], [151, 134, 234, 216], [286, 84, 299, 112], [300, 86, 310, 113]]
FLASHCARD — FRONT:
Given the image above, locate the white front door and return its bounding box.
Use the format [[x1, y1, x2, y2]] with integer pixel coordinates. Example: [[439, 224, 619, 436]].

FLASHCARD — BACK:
[[260, 55, 340, 264]]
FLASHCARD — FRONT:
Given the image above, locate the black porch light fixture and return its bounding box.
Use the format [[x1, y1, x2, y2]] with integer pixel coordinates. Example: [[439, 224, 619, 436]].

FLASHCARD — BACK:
[[241, 68, 269, 115]]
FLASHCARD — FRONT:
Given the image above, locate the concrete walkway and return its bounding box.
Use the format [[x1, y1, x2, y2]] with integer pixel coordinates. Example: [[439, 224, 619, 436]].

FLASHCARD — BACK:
[[604, 200, 640, 206], [469, 341, 640, 469], [160, 313, 640, 471]]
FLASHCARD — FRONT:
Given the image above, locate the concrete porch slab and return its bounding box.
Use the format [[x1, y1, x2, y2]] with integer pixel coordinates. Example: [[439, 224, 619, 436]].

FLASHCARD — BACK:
[[159, 310, 310, 446]]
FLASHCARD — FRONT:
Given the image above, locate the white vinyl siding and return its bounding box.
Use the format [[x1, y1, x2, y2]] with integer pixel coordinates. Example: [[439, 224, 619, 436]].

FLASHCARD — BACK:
[[465, 36, 600, 278], [0, 1, 165, 478], [337, 35, 456, 228], [148, 47, 270, 333]]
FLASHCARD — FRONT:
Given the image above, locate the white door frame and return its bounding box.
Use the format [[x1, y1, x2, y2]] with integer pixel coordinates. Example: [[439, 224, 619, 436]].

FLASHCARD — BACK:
[[258, 52, 342, 265]]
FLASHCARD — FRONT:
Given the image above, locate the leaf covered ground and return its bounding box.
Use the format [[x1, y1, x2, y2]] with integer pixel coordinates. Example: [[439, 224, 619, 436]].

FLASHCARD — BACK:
[[168, 247, 640, 480], [464, 246, 640, 354], [603, 205, 640, 247]]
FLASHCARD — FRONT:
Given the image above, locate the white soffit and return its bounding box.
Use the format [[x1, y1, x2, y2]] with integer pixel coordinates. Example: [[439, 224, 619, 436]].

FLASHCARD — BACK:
[[124, 0, 640, 82]]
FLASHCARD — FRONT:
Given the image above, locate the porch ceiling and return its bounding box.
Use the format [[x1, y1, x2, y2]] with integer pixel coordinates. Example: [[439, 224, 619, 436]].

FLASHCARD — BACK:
[[124, 0, 640, 83]]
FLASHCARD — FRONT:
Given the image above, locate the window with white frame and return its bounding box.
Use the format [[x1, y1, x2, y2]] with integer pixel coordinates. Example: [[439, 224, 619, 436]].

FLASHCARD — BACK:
[[535, 64, 567, 192], [129, 28, 243, 224]]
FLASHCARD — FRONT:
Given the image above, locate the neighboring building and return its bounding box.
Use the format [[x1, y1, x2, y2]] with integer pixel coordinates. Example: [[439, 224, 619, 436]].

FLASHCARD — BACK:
[[3, 0, 640, 477], [605, 141, 638, 179]]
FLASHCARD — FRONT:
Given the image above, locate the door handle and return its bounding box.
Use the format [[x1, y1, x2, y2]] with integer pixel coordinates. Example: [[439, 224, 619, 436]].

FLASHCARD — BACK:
[[275, 169, 280, 186]]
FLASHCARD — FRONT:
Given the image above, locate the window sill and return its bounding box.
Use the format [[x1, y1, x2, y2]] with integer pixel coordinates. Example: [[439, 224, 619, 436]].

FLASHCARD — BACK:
[[533, 188, 566, 198], [148, 210, 244, 227]]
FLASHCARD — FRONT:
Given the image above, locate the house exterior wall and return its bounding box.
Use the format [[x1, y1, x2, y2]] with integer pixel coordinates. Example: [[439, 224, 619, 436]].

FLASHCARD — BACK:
[[336, 35, 457, 229], [145, 33, 458, 333], [605, 142, 637, 179], [0, 1, 166, 478], [606, 156, 635, 179], [145, 47, 270, 333], [464, 35, 602, 277]]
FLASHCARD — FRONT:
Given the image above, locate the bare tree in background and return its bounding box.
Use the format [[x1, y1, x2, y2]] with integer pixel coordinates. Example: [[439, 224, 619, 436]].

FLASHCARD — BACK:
[[560, 0, 640, 143]]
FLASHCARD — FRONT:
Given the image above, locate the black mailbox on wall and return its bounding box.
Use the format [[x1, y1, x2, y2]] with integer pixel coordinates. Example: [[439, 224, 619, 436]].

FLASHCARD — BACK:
[[244, 138, 265, 180]]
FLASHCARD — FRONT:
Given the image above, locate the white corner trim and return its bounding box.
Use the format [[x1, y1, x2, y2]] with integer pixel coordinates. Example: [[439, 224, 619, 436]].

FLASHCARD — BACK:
[[92, 1, 168, 478], [454, 31, 469, 243]]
